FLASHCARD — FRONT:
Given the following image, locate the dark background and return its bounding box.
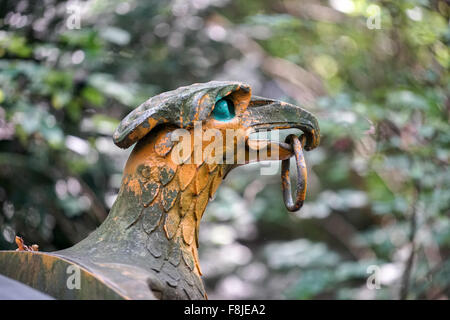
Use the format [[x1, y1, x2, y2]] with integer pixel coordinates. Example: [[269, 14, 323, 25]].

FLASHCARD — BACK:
[[0, 0, 448, 299]]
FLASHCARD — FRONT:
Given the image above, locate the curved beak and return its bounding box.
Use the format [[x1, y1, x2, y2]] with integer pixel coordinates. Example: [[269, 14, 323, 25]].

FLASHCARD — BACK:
[[240, 96, 320, 163]]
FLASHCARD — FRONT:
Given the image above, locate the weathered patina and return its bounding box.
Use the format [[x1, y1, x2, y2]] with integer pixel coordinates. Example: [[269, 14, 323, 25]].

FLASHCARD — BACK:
[[0, 81, 320, 299]]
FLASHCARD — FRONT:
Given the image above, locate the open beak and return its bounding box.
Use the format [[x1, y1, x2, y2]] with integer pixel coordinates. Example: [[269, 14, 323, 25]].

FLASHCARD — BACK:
[[241, 96, 320, 163], [231, 96, 320, 212]]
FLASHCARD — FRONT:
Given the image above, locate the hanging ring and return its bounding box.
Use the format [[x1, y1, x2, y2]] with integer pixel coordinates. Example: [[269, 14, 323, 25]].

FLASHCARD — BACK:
[[281, 134, 307, 212]]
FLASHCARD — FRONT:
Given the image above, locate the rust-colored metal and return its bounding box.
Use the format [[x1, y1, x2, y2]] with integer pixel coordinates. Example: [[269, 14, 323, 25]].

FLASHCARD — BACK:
[[0, 251, 125, 299], [281, 135, 308, 212], [0, 81, 320, 300]]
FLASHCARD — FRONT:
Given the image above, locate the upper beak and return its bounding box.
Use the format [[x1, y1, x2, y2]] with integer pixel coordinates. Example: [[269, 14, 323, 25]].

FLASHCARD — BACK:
[[240, 96, 320, 162]]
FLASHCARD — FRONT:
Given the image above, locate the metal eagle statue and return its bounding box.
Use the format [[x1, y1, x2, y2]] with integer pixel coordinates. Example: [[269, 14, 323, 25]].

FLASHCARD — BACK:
[[0, 81, 320, 299]]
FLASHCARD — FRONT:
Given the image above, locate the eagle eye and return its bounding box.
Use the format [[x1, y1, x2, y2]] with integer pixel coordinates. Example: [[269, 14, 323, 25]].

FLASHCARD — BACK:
[[212, 98, 235, 121]]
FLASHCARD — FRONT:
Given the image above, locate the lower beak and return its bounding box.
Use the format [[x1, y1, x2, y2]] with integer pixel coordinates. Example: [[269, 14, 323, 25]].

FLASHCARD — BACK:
[[245, 139, 293, 162]]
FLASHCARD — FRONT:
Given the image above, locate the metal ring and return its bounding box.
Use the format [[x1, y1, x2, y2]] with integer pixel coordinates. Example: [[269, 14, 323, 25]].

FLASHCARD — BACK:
[[281, 134, 307, 212]]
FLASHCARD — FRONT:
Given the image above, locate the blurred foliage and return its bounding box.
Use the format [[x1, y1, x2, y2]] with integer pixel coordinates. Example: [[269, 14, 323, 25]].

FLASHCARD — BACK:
[[0, 0, 449, 299]]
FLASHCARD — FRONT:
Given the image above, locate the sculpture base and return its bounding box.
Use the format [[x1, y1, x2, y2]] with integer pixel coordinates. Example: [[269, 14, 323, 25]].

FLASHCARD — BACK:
[[0, 250, 158, 299]]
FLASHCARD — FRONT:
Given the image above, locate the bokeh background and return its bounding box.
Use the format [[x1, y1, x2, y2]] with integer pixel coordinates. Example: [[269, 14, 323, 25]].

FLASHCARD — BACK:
[[0, 0, 449, 299]]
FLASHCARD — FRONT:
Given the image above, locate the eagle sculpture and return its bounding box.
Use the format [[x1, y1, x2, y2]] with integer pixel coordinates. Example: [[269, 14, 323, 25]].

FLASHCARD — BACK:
[[0, 81, 320, 299]]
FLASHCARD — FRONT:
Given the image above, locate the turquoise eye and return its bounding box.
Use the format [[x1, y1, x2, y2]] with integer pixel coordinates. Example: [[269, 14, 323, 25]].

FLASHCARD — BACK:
[[212, 98, 235, 121]]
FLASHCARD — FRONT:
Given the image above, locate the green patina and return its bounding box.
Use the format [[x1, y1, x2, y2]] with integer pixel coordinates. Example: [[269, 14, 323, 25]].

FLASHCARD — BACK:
[[0, 81, 320, 300]]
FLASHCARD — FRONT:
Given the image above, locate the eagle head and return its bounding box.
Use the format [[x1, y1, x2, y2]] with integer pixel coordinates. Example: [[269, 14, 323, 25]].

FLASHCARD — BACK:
[[113, 81, 319, 173]]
